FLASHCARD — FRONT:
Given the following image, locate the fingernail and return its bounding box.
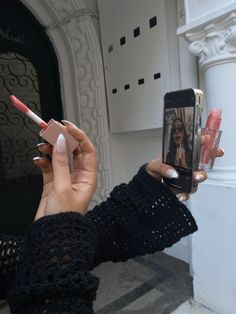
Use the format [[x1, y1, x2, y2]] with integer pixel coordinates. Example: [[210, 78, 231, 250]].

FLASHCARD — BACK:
[[219, 147, 225, 155], [33, 156, 41, 161], [61, 120, 76, 127], [166, 169, 179, 178], [177, 194, 188, 202], [56, 133, 67, 153], [37, 143, 46, 147], [195, 173, 205, 182]]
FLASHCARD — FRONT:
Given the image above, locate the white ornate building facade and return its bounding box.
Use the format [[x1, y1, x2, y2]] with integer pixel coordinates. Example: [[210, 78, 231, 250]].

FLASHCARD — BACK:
[[11, 1, 236, 313]]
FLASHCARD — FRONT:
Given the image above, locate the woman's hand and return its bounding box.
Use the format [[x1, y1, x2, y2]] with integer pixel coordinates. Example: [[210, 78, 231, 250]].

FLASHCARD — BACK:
[[146, 135, 224, 202], [34, 121, 97, 220]]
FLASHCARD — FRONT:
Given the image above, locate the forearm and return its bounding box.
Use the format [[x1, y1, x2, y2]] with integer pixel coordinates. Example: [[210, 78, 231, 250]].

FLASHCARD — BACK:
[[88, 165, 197, 266], [0, 235, 23, 299], [8, 213, 99, 314], [1, 166, 198, 302]]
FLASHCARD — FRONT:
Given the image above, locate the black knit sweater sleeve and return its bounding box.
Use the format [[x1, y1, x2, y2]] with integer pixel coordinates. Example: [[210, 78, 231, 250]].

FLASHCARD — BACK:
[[88, 165, 198, 266], [0, 235, 23, 299], [8, 212, 99, 314], [0, 165, 198, 300]]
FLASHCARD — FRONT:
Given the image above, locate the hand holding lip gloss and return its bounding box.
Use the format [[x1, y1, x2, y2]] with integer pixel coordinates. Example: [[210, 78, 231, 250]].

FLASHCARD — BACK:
[[200, 108, 222, 169], [9, 95, 78, 153]]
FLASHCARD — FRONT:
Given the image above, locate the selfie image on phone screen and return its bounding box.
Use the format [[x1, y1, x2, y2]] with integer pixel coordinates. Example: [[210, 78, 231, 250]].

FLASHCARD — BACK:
[[163, 107, 194, 170], [162, 88, 203, 193]]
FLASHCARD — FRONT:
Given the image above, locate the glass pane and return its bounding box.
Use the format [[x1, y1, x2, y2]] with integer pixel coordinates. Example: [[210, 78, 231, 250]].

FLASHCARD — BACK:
[[0, 52, 41, 188]]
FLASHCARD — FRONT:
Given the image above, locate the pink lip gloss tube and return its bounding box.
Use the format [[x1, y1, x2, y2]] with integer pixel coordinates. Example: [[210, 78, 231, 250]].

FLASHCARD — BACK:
[[200, 108, 222, 169], [9, 95, 78, 153]]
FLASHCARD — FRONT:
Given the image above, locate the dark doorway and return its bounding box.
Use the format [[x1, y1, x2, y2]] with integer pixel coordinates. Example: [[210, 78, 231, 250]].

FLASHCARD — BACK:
[[0, 0, 63, 235]]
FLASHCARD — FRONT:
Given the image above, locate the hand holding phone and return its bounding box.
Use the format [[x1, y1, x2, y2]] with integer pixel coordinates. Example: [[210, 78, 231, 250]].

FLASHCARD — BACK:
[[162, 88, 203, 193]]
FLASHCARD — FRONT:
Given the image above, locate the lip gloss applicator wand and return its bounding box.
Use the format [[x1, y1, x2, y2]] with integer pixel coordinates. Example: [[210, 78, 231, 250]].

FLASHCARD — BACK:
[[9, 95, 48, 129], [9, 95, 78, 153]]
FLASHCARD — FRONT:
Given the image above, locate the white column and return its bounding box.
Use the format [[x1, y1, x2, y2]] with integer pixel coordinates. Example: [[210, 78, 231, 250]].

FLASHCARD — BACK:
[[187, 12, 236, 185], [178, 8, 236, 314]]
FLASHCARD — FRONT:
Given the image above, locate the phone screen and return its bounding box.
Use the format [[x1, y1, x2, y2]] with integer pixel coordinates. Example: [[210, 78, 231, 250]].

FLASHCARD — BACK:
[[163, 89, 197, 192], [163, 106, 194, 169]]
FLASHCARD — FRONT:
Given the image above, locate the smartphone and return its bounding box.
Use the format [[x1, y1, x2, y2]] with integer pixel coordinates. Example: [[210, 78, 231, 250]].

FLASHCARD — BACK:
[[162, 88, 203, 193]]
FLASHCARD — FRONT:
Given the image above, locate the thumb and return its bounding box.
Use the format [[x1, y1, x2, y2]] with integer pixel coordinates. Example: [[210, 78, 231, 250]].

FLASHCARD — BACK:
[[147, 159, 179, 180], [52, 133, 71, 190]]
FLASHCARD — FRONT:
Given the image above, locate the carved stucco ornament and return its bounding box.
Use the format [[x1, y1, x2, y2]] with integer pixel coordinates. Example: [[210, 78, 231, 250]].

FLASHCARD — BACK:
[[187, 12, 236, 69], [22, 0, 112, 208]]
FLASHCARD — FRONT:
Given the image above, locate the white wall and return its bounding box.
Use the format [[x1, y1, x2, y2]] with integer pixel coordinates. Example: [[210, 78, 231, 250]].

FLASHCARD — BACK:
[[96, 0, 199, 263], [191, 184, 236, 314], [83, 0, 199, 264], [109, 130, 162, 185], [178, 1, 236, 313]]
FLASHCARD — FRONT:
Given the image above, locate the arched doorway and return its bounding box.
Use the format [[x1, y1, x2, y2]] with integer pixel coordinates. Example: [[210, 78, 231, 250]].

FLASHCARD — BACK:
[[20, 0, 113, 221], [0, 0, 63, 235]]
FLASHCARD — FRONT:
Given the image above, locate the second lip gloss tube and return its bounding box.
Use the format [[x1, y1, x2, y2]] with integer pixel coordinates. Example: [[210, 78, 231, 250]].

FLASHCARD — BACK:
[[200, 108, 222, 169]]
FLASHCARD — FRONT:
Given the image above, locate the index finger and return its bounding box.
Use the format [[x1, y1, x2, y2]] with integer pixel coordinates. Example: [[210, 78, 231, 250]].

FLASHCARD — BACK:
[[53, 133, 71, 190], [62, 120, 95, 153], [61, 120, 97, 172]]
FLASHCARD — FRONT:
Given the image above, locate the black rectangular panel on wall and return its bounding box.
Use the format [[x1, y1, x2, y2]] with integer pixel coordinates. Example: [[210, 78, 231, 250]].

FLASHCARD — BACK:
[[98, 0, 175, 133]]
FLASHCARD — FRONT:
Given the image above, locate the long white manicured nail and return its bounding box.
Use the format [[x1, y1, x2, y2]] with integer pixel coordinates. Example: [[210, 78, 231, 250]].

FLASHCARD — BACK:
[[37, 143, 46, 147], [33, 156, 41, 161], [56, 133, 66, 153], [166, 169, 179, 178]]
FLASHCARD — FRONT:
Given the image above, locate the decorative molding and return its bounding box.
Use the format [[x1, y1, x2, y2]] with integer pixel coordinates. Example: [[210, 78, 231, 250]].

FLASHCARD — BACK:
[[185, 11, 236, 69], [46, 8, 99, 30], [0, 27, 28, 44], [178, 9, 236, 187], [21, 0, 112, 207]]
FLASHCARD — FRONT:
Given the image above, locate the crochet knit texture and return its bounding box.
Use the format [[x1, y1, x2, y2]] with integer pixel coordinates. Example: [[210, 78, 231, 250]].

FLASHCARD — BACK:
[[0, 165, 198, 313], [0, 235, 23, 299], [89, 165, 197, 265], [9, 213, 99, 314]]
